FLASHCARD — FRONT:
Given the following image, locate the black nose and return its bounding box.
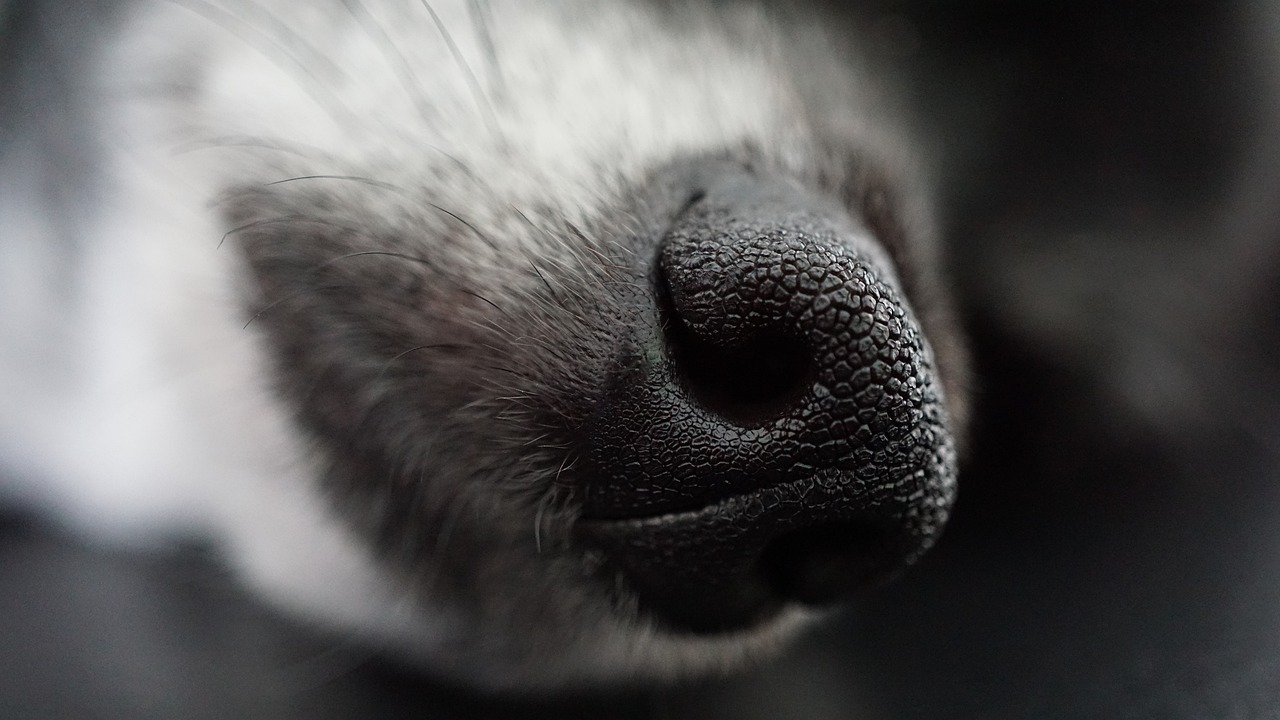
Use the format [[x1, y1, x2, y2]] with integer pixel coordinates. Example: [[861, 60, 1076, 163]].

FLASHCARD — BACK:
[[578, 170, 956, 633]]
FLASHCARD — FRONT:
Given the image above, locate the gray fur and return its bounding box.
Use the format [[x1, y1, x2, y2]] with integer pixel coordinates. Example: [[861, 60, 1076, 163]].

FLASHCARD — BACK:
[[0, 0, 964, 688]]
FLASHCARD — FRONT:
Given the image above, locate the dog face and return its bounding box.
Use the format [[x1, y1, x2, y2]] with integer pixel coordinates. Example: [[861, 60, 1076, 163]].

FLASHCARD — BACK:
[[0, 0, 964, 688]]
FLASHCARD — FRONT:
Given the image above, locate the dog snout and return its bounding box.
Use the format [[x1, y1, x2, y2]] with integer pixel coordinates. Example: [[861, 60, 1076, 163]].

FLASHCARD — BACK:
[[577, 169, 958, 633]]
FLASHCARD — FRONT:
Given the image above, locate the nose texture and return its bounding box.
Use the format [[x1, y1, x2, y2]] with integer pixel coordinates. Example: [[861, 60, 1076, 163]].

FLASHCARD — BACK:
[[579, 171, 956, 633]]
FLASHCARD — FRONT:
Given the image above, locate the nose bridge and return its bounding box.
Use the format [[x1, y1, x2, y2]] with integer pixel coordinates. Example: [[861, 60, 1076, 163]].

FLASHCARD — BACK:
[[668, 169, 905, 298]]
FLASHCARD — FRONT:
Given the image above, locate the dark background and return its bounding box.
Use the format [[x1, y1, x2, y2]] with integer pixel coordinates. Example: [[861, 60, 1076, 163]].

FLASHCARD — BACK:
[[4, 0, 1280, 717]]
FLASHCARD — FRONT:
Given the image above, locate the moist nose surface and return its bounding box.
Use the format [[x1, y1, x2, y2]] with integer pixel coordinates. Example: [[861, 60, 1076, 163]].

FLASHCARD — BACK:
[[578, 171, 956, 633]]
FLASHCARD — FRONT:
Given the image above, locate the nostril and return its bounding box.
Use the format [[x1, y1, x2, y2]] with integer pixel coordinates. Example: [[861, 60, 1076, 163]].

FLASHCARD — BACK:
[[759, 524, 891, 607], [578, 168, 958, 635], [659, 275, 814, 426]]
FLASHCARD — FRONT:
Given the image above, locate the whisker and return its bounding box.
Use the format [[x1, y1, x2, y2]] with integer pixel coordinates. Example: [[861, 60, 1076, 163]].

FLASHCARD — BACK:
[[236, 248, 442, 329], [461, 289, 505, 314], [220, 215, 308, 249], [236, 177, 497, 253], [221, 221, 427, 268], [323, 249, 435, 268], [230, 0, 348, 80], [419, 0, 501, 139], [219, 216, 402, 252], [376, 343, 468, 380], [340, 0, 435, 124], [530, 253, 590, 307], [172, 134, 335, 161], [529, 259, 556, 296], [552, 453, 577, 488], [264, 175, 409, 194], [422, 144, 501, 197], [426, 203, 500, 253], [534, 497, 547, 553], [466, 0, 505, 103], [163, 0, 357, 126], [244, 283, 346, 328]]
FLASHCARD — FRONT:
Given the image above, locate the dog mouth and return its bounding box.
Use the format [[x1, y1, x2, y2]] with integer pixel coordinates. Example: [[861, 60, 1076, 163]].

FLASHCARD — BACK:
[[577, 471, 905, 634]]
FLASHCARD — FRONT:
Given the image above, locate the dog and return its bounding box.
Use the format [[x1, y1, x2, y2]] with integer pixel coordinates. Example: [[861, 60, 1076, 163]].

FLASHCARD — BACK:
[[0, 0, 969, 691]]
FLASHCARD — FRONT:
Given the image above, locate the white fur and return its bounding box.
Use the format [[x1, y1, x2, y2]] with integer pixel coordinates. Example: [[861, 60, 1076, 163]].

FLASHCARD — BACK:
[[0, 0, 869, 682]]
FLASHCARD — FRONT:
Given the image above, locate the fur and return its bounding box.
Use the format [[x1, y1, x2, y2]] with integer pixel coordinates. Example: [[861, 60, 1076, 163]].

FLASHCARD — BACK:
[[0, 0, 959, 689]]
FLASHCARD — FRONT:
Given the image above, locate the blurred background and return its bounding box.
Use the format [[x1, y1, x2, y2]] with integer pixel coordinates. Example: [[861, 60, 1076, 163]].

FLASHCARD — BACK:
[[3, 0, 1280, 717]]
